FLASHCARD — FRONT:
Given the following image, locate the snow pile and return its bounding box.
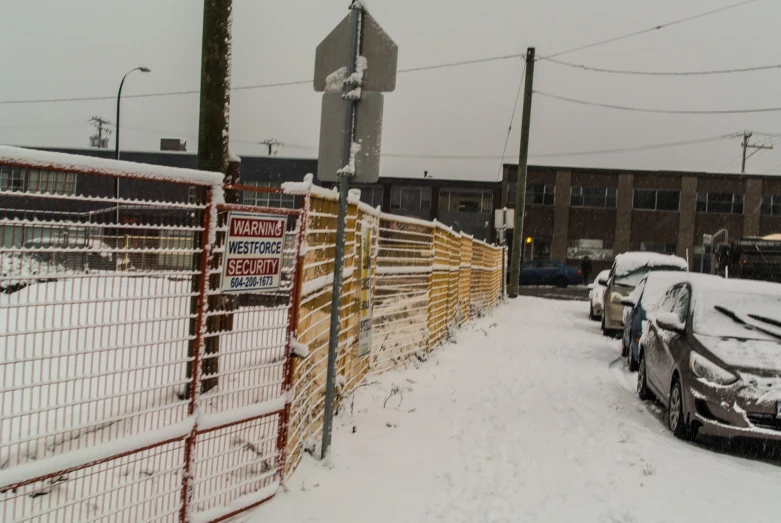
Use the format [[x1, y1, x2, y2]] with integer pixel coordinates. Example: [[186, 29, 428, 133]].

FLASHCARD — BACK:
[[291, 336, 310, 358], [324, 66, 348, 92], [337, 142, 362, 176]]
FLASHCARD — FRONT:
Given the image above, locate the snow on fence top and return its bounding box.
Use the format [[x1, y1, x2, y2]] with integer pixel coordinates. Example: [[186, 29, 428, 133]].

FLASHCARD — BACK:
[[0, 146, 225, 188], [282, 173, 340, 202], [379, 212, 434, 229]]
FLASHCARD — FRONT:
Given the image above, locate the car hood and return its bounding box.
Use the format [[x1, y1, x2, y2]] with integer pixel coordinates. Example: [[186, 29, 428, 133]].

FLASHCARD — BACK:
[[695, 334, 781, 374]]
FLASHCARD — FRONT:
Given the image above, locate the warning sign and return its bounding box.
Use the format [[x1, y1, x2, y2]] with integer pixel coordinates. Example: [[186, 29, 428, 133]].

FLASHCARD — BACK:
[[221, 212, 286, 293]]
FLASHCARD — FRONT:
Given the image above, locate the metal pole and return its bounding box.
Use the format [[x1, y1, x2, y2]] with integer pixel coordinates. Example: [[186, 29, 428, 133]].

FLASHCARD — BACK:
[[508, 47, 535, 298], [115, 67, 150, 228], [322, 3, 361, 460]]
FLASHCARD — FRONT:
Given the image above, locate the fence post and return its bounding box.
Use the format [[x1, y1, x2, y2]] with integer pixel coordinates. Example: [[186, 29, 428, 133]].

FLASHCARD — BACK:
[[277, 200, 307, 482], [179, 188, 215, 523]]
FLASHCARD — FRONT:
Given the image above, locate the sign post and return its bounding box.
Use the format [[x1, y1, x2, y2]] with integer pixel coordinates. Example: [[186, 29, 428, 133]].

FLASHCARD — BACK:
[[315, 1, 396, 459]]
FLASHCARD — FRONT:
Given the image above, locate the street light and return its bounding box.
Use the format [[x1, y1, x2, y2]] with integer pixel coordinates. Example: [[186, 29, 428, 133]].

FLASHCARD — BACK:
[[116, 66, 151, 160], [115, 67, 150, 260]]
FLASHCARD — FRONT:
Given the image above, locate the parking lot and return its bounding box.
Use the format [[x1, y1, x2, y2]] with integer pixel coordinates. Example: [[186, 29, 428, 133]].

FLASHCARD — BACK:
[[250, 296, 781, 523]]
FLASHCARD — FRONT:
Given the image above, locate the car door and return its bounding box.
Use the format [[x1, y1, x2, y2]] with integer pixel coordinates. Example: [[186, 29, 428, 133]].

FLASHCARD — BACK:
[[519, 261, 539, 284], [656, 284, 691, 405], [538, 261, 558, 284], [647, 288, 677, 395]]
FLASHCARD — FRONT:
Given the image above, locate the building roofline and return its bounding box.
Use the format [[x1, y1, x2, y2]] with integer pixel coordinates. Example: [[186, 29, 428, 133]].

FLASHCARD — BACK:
[[503, 162, 780, 179]]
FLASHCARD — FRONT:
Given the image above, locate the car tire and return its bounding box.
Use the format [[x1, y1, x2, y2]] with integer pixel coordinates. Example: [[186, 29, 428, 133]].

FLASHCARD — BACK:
[[620, 335, 628, 357], [637, 349, 651, 401], [627, 343, 638, 371], [669, 377, 696, 441], [554, 276, 568, 288], [589, 305, 598, 321]]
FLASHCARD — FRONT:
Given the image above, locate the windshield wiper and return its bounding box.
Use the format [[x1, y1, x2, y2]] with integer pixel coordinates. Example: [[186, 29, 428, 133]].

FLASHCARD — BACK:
[[714, 305, 781, 341]]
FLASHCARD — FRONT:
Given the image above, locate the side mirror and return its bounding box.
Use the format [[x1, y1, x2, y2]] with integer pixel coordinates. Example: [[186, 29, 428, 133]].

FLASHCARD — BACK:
[[588, 283, 595, 290], [655, 312, 685, 334], [620, 297, 636, 307], [610, 292, 623, 304]]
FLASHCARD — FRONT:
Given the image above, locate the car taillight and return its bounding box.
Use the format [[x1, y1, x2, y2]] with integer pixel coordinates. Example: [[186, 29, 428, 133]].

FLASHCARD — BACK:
[[577, 269, 582, 275]]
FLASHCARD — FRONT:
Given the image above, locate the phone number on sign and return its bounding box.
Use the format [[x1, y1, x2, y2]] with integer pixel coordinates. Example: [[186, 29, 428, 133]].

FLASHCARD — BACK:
[[229, 275, 276, 289]]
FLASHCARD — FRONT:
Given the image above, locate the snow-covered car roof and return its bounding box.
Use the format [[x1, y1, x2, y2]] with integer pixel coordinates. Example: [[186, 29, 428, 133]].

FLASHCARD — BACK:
[[614, 252, 688, 276]]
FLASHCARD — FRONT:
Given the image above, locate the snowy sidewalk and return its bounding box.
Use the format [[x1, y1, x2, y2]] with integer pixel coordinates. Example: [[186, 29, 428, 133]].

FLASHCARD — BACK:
[[248, 297, 781, 523]]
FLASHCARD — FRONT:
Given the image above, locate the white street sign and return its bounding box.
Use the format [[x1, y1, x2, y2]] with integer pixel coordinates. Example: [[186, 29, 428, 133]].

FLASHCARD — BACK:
[[221, 212, 286, 293]]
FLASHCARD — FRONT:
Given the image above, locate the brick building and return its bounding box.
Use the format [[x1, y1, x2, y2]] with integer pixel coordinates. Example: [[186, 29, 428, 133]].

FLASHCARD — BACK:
[[502, 164, 781, 275]]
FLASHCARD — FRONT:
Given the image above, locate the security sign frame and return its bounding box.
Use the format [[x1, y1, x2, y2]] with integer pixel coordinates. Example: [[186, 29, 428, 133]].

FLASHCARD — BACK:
[[221, 211, 287, 293]]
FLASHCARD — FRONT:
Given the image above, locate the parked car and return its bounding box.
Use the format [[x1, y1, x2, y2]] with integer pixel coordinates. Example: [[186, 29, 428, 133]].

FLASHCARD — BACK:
[[588, 269, 611, 321], [517, 259, 583, 288], [602, 252, 688, 336], [637, 274, 781, 443], [620, 272, 690, 370]]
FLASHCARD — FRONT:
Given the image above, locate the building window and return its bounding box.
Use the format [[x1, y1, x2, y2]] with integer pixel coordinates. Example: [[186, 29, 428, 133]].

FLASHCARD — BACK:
[[355, 185, 383, 208], [567, 239, 614, 260], [439, 189, 493, 214], [0, 166, 26, 192], [761, 195, 781, 216], [696, 192, 743, 214], [629, 241, 678, 254], [390, 186, 431, 212], [633, 189, 679, 211], [27, 170, 77, 195], [525, 183, 555, 205], [570, 186, 617, 208], [242, 181, 296, 208]]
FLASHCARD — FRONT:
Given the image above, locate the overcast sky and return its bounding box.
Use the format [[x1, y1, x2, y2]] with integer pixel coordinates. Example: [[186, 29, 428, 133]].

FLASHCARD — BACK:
[[2, 0, 780, 180]]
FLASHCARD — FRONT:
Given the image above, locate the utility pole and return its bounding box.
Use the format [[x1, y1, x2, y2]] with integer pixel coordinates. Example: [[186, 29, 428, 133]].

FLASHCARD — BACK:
[[740, 131, 773, 173], [88, 116, 112, 149], [260, 138, 283, 156], [190, 0, 234, 396], [508, 47, 536, 298]]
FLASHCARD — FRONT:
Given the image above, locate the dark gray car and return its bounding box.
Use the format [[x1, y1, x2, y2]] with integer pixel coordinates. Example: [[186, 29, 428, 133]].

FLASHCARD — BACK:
[[637, 274, 781, 442]]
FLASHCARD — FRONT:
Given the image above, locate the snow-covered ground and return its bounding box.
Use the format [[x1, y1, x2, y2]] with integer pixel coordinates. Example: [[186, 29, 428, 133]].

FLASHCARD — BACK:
[[247, 296, 781, 523]]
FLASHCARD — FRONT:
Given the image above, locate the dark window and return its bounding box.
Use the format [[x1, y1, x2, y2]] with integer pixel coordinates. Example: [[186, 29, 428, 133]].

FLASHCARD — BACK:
[[633, 189, 657, 210], [671, 286, 690, 324], [390, 186, 431, 211], [526, 183, 555, 205], [629, 242, 678, 254], [633, 189, 679, 211], [697, 192, 743, 214], [656, 190, 680, 211], [439, 189, 493, 214], [0, 167, 26, 192], [242, 181, 296, 208], [355, 185, 383, 208], [762, 195, 781, 216], [570, 186, 617, 208], [539, 261, 558, 269]]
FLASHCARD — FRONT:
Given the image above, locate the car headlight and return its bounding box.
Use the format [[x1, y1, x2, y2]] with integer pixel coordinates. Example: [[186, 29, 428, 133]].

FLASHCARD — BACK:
[[689, 352, 738, 386]]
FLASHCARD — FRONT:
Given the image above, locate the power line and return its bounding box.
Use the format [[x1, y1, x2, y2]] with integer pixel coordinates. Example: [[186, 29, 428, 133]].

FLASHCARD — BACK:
[[534, 90, 781, 115], [495, 63, 526, 181], [0, 55, 524, 106], [538, 0, 760, 61], [541, 58, 781, 76]]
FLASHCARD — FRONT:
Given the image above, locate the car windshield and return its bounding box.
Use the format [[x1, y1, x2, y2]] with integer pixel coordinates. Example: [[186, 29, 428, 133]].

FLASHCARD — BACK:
[[615, 264, 686, 287], [695, 290, 781, 340]]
